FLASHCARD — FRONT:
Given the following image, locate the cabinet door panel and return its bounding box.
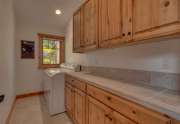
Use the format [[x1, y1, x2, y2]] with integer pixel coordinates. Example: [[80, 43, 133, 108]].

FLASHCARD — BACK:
[[73, 10, 81, 51], [65, 85, 74, 119], [84, 0, 98, 49], [107, 0, 122, 39], [99, 0, 109, 42], [133, 0, 180, 40], [99, 0, 132, 47], [99, 0, 122, 46], [74, 89, 86, 124], [155, 0, 179, 26], [133, 0, 153, 33], [87, 96, 112, 124]]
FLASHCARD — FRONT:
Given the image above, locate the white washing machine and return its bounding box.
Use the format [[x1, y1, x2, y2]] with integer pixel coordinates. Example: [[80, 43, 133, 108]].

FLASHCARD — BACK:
[[42, 64, 81, 115], [43, 70, 65, 115]]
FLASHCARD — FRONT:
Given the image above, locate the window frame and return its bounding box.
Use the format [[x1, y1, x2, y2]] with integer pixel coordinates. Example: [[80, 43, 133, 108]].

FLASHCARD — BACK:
[[38, 33, 65, 69]]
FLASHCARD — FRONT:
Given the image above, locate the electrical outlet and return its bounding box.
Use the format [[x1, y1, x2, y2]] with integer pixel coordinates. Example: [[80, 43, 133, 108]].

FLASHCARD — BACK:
[[0, 94, 5, 103]]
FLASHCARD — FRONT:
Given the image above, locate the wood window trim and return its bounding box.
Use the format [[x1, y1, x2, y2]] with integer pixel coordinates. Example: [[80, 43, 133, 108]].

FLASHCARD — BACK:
[[38, 33, 65, 69]]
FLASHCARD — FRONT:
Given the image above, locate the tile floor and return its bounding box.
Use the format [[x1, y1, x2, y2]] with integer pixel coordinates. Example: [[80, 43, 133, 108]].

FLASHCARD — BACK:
[[9, 96, 73, 124]]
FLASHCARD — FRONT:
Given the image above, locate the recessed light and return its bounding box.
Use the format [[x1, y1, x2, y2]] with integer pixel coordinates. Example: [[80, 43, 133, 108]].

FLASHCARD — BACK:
[[55, 9, 62, 15]]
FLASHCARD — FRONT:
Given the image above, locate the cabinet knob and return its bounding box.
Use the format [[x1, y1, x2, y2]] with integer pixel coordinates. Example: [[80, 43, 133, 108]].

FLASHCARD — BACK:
[[128, 32, 131, 35], [132, 110, 136, 114], [107, 96, 112, 101], [105, 114, 113, 121], [122, 33, 126, 37], [164, 1, 170, 7]]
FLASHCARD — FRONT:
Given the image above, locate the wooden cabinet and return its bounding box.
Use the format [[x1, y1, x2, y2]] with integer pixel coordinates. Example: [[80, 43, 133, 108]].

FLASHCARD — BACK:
[[83, 0, 98, 51], [99, 0, 132, 48], [86, 96, 136, 124], [65, 84, 74, 119], [73, 8, 84, 53], [74, 88, 86, 124], [73, 0, 180, 52], [87, 84, 171, 124], [65, 75, 178, 124], [133, 0, 180, 41], [65, 76, 86, 124], [86, 96, 112, 124]]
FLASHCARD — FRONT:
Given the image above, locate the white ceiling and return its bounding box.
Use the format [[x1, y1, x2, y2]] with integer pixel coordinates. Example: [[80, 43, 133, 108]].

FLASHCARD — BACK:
[[14, 0, 82, 31]]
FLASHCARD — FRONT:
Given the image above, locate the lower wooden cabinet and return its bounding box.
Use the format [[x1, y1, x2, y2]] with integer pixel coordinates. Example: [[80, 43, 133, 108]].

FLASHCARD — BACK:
[[65, 75, 179, 124], [86, 96, 136, 124], [65, 81, 86, 124], [65, 84, 74, 119], [86, 96, 112, 124], [74, 88, 86, 124]]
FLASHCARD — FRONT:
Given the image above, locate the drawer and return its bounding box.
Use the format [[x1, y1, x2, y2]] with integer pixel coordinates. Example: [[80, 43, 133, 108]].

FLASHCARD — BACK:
[[66, 75, 86, 92], [87, 84, 171, 124]]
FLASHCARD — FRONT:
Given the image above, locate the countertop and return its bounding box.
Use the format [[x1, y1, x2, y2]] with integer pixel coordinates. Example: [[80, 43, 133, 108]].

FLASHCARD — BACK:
[[45, 68, 180, 120]]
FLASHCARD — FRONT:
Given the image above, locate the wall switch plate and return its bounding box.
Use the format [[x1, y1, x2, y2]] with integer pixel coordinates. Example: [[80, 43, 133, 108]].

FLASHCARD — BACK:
[[0, 94, 5, 103]]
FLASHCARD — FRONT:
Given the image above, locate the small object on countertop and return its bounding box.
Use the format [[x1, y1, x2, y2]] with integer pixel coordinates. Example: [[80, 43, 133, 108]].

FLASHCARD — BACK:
[[0, 94, 5, 103]]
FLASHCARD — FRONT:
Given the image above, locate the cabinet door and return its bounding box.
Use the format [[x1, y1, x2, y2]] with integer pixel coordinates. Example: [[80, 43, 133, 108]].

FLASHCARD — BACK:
[[84, 0, 98, 50], [86, 96, 113, 124], [73, 9, 82, 52], [99, 0, 132, 47], [110, 111, 136, 124], [133, 0, 180, 41], [65, 84, 74, 119], [74, 88, 86, 124]]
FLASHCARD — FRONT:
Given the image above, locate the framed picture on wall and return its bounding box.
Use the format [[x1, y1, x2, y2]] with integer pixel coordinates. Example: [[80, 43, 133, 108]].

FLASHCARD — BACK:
[[21, 40, 35, 59]]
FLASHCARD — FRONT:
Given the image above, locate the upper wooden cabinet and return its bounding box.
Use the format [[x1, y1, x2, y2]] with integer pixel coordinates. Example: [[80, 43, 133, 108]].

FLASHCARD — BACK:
[[83, 0, 98, 51], [99, 0, 132, 48], [73, 0, 180, 52], [73, 7, 84, 53], [133, 0, 180, 41]]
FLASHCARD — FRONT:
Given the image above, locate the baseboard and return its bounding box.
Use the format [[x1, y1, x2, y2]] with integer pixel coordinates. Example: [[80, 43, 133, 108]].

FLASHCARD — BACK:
[[16, 91, 44, 99], [5, 98, 16, 124]]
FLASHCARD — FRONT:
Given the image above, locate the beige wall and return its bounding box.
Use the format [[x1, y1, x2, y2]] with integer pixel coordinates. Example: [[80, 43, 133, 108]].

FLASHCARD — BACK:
[[15, 23, 64, 95], [65, 19, 180, 74], [0, 0, 15, 123]]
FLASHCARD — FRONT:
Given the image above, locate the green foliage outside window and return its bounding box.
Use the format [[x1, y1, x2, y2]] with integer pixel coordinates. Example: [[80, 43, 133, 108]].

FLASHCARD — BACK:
[[43, 39, 60, 64]]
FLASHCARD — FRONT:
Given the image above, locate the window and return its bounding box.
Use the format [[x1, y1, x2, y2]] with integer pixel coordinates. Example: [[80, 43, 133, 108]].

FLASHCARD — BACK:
[[38, 33, 65, 69]]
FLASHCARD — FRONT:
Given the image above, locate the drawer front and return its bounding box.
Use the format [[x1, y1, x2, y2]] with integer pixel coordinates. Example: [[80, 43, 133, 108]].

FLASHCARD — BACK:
[[87, 84, 171, 124], [66, 75, 86, 92]]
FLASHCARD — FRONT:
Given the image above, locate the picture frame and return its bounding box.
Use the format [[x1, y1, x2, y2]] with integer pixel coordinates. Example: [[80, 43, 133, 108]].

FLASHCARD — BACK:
[[21, 40, 35, 59]]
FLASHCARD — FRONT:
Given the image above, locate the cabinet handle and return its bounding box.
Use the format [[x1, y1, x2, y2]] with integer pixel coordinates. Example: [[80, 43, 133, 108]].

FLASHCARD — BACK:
[[105, 114, 113, 121], [107, 96, 112, 101], [128, 32, 131, 35], [122, 33, 126, 37], [132, 110, 136, 114], [164, 1, 170, 7]]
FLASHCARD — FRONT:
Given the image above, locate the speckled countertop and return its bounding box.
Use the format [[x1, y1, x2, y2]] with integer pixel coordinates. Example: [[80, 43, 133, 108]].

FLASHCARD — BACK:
[[45, 69, 180, 120]]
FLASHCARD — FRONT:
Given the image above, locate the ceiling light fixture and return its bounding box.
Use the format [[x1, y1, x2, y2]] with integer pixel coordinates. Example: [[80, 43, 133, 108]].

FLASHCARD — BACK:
[[55, 9, 62, 15]]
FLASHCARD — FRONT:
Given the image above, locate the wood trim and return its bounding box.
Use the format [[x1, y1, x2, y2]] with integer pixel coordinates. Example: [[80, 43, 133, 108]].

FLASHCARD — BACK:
[[38, 33, 65, 40], [5, 91, 44, 124], [5, 98, 16, 124], [38, 33, 65, 69], [16, 91, 44, 99]]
